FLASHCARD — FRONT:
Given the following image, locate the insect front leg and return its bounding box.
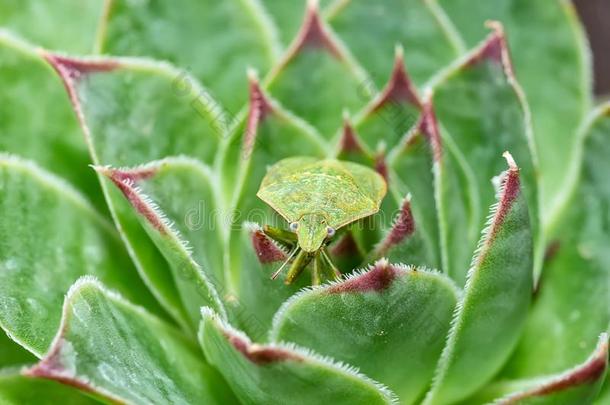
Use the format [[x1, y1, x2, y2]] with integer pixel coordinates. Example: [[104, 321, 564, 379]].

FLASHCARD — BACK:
[[263, 224, 297, 249], [285, 249, 314, 285]]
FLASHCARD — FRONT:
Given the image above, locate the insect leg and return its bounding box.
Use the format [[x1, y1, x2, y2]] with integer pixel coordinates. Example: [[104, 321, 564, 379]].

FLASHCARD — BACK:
[[263, 225, 297, 248], [312, 253, 323, 286], [285, 250, 314, 285], [271, 247, 299, 280], [320, 247, 341, 280]]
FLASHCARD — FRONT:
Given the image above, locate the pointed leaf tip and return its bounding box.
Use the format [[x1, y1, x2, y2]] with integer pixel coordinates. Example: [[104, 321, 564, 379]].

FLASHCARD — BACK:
[[465, 21, 514, 75], [418, 101, 443, 162], [98, 167, 166, 233], [496, 333, 608, 404], [339, 118, 368, 156], [327, 260, 401, 294], [376, 197, 416, 254], [244, 76, 274, 157], [249, 226, 288, 264], [226, 331, 303, 365], [493, 153, 521, 232], [370, 47, 421, 112], [43, 53, 121, 82], [290, 0, 342, 58], [374, 152, 389, 182]]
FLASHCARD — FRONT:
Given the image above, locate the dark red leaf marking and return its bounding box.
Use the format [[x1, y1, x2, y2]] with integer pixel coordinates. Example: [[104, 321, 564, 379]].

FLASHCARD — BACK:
[[374, 152, 389, 182], [330, 233, 359, 257], [370, 47, 421, 112], [418, 101, 443, 162], [498, 336, 608, 403], [290, 0, 342, 59], [251, 229, 287, 264], [100, 167, 166, 234], [377, 198, 415, 255], [465, 21, 514, 76], [226, 332, 302, 365], [327, 260, 402, 294], [244, 73, 274, 158], [339, 119, 366, 154]]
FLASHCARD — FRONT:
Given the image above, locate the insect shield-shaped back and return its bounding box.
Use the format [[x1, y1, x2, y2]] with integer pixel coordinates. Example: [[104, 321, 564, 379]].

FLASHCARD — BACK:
[[257, 157, 387, 284]]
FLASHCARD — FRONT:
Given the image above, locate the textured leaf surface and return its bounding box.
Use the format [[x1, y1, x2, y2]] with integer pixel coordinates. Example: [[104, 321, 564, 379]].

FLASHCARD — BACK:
[[431, 27, 540, 284], [200, 308, 396, 405], [0, 369, 97, 405], [438, 0, 590, 216], [97, 159, 226, 331], [0, 331, 34, 367], [271, 260, 458, 404], [266, 2, 370, 137], [424, 155, 532, 404], [502, 104, 610, 380], [0, 32, 103, 209], [27, 278, 236, 404], [100, 0, 279, 112], [234, 224, 308, 340], [350, 48, 422, 153], [46, 54, 228, 329], [326, 0, 461, 87], [0, 1, 102, 52], [260, 0, 334, 46], [491, 333, 608, 405], [0, 156, 159, 356], [222, 77, 327, 288]]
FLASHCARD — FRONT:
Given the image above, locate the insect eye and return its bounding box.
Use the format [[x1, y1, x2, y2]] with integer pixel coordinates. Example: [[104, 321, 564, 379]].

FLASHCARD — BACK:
[[289, 222, 299, 232], [326, 226, 336, 237]]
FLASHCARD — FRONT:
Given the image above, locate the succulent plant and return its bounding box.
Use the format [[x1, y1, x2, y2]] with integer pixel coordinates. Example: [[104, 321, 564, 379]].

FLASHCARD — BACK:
[[0, 0, 608, 404]]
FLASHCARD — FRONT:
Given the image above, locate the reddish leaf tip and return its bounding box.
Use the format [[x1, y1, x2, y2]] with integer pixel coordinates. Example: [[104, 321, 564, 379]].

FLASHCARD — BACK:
[[338, 118, 367, 155], [291, 0, 342, 58], [43, 52, 120, 82], [377, 197, 416, 255], [243, 75, 274, 158], [466, 21, 514, 75], [327, 259, 401, 294], [370, 48, 421, 112], [499, 333, 608, 403], [490, 153, 521, 238], [374, 152, 389, 182], [330, 233, 359, 257], [418, 101, 443, 162], [226, 332, 303, 365], [250, 227, 288, 264], [98, 167, 166, 233]]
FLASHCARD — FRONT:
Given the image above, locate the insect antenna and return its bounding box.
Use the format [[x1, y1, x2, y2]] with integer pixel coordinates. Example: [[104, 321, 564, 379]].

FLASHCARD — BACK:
[[271, 247, 300, 280]]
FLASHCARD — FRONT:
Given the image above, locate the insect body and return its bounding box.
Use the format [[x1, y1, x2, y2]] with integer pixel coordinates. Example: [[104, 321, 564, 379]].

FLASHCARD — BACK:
[[257, 157, 387, 284]]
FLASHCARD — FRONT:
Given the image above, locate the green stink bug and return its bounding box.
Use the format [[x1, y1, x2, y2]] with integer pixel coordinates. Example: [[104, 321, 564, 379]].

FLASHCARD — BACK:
[[257, 156, 387, 284]]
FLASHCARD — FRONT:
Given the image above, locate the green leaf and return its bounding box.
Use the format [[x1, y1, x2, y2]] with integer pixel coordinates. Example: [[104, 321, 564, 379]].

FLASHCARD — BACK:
[[270, 260, 458, 404], [96, 158, 227, 331], [221, 75, 326, 289], [259, 0, 335, 46], [430, 26, 540, 284], [326, 0, 462, 87], [199, 308, 397, 405], [265, 2, 371, 137], [437, 0, 591, 219], [0, 31, 104, 211], [232, 223, 308, 340], [350, 47, 422, 153], [424, 154, 533, 404], [0, 331, 35, 367], [99, 0, 279, 113], [45, 53, 229, 330], [0, 368, 97, 405], [0, 1, 102, 52], [490, 333, 608, 405], [502, 104, 610, 379], [0, 155, 161, 356], [26, 278, 236, 404], [385, 106, 447, 271]]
